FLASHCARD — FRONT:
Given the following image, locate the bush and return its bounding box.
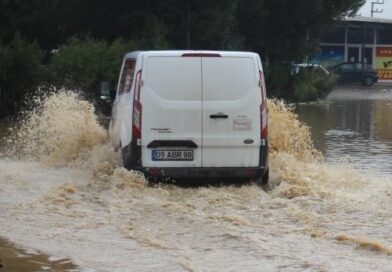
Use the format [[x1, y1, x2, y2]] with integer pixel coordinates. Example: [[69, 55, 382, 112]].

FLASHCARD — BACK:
[[292, 74, 318, 102], [292, 68, 336, 102], [0, 34, 43, 117], [48, 38, 141, 98], [265, 62, 336, 103], [312, 69, 337, 98]]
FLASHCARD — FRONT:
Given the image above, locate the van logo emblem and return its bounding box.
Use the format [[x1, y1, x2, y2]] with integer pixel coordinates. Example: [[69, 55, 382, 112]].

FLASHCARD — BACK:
[[244, 139, 254, 144]]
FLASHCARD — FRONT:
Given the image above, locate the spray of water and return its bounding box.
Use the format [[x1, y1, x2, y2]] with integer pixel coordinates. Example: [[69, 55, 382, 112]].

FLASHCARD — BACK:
[[6, 91, 110, 167], [4, 91, 366, 199], [268, 99, 322, 162]]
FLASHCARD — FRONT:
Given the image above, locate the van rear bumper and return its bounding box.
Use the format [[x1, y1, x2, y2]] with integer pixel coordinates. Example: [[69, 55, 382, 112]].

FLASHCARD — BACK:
[[123, 140, 268, 180], [135, 166, 268, 179], [135, 167, 266, 179]]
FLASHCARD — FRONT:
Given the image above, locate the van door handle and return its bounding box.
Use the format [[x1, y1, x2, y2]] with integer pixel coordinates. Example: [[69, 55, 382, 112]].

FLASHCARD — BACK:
[[210, 113, 228, 119]]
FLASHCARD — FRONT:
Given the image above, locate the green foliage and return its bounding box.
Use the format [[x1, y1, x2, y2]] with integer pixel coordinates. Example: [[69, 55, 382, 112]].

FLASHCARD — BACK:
[[238, 0, 365, 62], [293, 74, 319, 102], [0, 33, 43, 116], [0, 0, 62, 49], [0, 0, 365, 116], [237, 0, 362, 100], [0, 0, 365, 55], [139, 14, 170, 49], [48, 38, 141, 97], [313, 70, 337, 98], [264, 63, 337, 102], [185, 0, 244, 49], [292, 69, 337, 102], [265, 62, 292, 98]]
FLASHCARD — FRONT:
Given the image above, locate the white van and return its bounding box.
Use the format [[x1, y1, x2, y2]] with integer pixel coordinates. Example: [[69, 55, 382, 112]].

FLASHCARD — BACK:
[[107, 51, 269, 185]]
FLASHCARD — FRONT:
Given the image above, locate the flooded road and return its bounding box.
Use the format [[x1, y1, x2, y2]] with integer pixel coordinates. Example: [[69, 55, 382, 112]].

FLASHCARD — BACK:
[[0, 88, 392, 271], [296, 88, 392, 178]]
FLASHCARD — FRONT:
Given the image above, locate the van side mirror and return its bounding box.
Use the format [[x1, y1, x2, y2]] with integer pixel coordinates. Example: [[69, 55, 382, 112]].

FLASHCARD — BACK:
[[100, 81, 114, 102]]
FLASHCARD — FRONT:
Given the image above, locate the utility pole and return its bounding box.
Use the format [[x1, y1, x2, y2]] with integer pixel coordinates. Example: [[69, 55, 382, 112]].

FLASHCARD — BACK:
[[371, 0, 384, 17], [362, 22, 367, 71]]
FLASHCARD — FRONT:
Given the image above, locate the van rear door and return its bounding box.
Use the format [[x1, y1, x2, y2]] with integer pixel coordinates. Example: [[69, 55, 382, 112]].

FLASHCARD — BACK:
[[201, 54, 261, 167], [141, 53, 202, 167]]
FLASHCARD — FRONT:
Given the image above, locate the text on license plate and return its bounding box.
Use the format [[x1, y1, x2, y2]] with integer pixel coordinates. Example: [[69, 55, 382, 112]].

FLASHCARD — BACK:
[[152, 150, 194, 161]]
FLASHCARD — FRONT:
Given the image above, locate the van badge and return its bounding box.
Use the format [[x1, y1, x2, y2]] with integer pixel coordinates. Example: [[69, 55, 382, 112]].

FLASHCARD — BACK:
[[233, 119, 252, 131], [244, 139, 254, 144], [151, 128, 172, 134]]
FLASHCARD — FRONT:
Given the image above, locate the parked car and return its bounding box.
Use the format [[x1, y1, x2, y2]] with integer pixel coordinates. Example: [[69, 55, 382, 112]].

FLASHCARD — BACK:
[[328, 62, 378, 86], [103, 50, 269, 185], [291, 63, 329, 75]]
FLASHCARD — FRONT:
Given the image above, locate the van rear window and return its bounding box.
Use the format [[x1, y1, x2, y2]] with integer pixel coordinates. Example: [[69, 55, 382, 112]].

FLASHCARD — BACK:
[[118, 59, 136, 94]]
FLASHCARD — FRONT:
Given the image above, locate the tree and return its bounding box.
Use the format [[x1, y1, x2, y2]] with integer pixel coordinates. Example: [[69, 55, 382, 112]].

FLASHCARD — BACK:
[[238, 0, 365, 63], [0, 0, 62, 50], [48, 38, 140, 97], [237, 0, 364, 98], [0, 0, 367, 114], [0, 33, 43, 117]]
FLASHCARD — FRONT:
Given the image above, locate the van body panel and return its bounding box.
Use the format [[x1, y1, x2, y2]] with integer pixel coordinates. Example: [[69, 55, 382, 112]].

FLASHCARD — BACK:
[[201, 56, 261, 167], [140, 54, 203, 167]]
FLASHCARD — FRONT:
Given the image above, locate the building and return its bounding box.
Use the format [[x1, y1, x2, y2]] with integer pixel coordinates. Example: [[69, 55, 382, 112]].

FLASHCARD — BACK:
[[312, 16, 392, 82]]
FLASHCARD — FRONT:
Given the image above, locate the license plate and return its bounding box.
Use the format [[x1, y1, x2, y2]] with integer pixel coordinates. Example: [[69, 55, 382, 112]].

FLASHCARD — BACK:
[[152, 150, 194, 161]]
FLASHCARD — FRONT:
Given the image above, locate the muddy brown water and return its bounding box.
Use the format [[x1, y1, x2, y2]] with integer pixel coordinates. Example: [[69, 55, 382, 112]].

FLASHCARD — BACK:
[[1, 119, 78, 271], [0, 238, 77, 271], [0, 87, 392, 271]]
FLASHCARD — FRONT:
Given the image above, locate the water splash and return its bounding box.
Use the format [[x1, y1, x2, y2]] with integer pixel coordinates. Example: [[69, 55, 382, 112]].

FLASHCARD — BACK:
[[268, 99, 321, 162], [4, 92, 366, 199], [6, 91, 109, 167]]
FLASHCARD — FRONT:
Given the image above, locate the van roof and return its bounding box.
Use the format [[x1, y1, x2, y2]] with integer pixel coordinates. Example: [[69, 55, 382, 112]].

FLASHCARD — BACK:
[[124, 50, 260, 59]]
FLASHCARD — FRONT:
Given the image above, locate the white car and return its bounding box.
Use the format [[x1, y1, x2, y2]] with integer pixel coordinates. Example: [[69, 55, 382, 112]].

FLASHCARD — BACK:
[[291, 63, 330, 75], [106, 50, 269, 185]]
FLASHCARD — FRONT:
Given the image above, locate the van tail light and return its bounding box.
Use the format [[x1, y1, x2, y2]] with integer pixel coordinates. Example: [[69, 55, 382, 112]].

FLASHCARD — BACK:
[[259, 71, 268, 139], [134, 70, 142, 101], [132, 70, 142, 139], [133, 101, 142, 139], [260, 105, 268, 139]]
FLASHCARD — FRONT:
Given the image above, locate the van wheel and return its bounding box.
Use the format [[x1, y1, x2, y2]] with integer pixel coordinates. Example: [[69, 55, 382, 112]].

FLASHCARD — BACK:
[[255, 168, 269, 187], [363, 76, 374, 87], [121, 140, 142, 170]]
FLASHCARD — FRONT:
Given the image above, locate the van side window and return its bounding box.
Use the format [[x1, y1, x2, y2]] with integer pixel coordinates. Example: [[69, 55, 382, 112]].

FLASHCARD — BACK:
[[119, 59, 136, 94]]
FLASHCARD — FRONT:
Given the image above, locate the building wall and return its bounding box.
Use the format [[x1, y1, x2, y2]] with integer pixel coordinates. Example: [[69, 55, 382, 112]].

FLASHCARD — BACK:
[[375, 47, 392, 80], [313, 21, 392, 81]]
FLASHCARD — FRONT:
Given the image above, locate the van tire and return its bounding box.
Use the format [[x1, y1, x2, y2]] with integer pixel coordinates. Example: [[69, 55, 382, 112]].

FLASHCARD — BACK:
[[256, 168, 269, 186], [122, 144, 132, 170], [121, 142, 140, 170]]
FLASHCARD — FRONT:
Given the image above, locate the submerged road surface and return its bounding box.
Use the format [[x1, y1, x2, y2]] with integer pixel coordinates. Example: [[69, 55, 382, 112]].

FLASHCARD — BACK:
[[0, 88, 391, 271]]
